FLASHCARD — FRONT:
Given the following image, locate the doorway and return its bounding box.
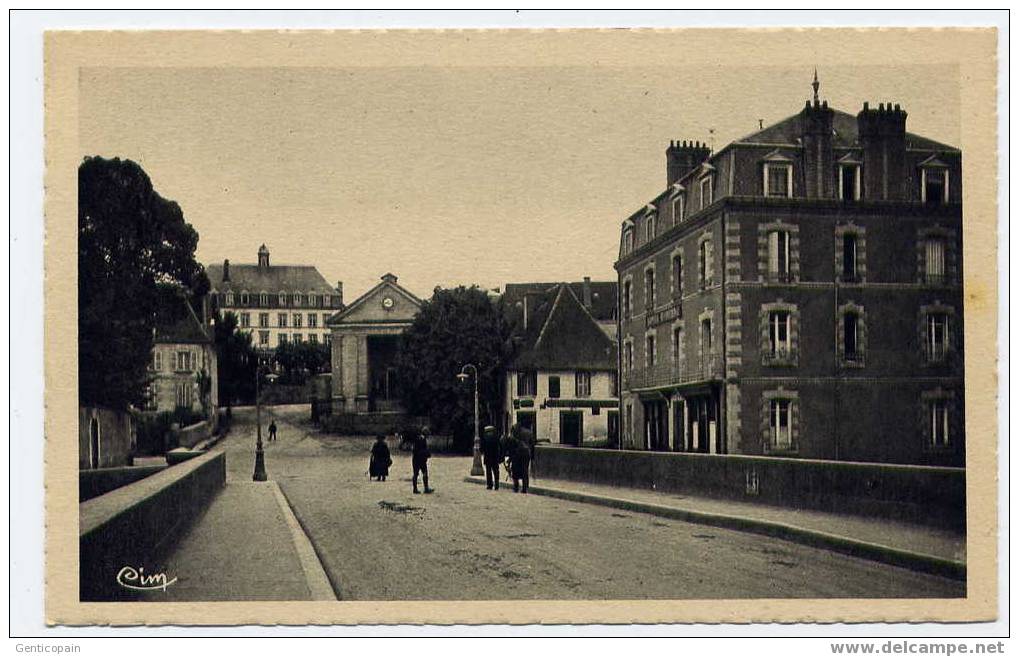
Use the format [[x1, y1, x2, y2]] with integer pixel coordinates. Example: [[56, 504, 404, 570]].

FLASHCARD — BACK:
[[560, 411, 583, 446], [607, 410, 620, 446], [643, 400, 669, 451], [89, 417, 100, 469]]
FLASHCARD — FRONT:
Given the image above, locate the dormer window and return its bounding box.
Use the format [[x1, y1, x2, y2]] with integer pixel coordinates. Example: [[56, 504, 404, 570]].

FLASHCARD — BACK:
[[278, 292, 287, 306], [920, 164, 950, 206], [260, 292, 269, 306], [672, 194, 685, 224], [308, 293, 317, 307], [763, 162, 793, 198], [622, 226, 635, 256], [838, 160, 862, 201], [293, 293, 302, 307], [645, 213, 657, 243], [240, 292, 249, 305], [699, 175, 713, 210], [225, 291, 234, 306]]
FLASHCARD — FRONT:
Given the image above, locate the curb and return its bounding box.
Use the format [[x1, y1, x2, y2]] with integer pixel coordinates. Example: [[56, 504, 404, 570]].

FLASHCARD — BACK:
[[270, 481, 339, 601], [463, 476, 966, 581]]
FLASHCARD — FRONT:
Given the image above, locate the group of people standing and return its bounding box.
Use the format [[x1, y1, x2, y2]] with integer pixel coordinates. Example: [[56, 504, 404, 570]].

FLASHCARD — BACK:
[[481, 425, 533, 493], [369, 426, 434, 494], [368, 424, 534, 494]]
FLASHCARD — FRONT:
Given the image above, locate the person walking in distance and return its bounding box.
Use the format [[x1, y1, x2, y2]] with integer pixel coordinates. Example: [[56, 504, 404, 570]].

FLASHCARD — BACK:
[[369, 434, 392, 481], [268, 419, 278, 442], [509, 434, 532, 493], [480, 425, 502, 490], [412, 425, 434, 494]]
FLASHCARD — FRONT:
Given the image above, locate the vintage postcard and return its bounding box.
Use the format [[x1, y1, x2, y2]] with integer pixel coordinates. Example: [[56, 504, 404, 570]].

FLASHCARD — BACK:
[[45, 27, 999, 625]]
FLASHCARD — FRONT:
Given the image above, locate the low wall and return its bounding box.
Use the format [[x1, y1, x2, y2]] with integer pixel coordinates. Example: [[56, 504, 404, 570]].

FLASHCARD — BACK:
[[173, 420, 211, 449], [79, 464, 167, 502], [79, 449, 226, 601], [533, 446, 965, 530], [321, 412, 428, 436]]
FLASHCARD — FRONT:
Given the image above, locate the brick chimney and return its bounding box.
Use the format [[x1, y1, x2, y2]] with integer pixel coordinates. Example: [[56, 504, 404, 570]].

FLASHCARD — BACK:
[[857, 102, 908, 200], [258, 244, 270, 268], [335, 281, 344, 307], [222, 259, 230, 282], [582, 276, 593, 308], [666, 140, 712, 187], [800, 99, 835, 198]]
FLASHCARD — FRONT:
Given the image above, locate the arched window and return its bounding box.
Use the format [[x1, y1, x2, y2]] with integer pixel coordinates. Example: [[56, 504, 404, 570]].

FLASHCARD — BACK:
[[278, 292, 286, 306]]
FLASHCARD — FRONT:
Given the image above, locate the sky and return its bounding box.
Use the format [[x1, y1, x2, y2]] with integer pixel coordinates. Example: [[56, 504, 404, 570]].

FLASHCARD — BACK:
[[78, 63, 959, 301]]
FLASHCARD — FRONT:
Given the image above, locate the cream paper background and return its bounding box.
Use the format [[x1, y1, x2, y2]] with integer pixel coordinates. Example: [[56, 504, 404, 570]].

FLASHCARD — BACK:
[[45, 27, 998, 625]]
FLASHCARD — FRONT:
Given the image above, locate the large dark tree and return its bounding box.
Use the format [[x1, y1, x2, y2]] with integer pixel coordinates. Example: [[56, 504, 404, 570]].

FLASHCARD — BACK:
[[396, 286, 513, 452], [213, 311, 257, 407], [78, 156, 209, 409]]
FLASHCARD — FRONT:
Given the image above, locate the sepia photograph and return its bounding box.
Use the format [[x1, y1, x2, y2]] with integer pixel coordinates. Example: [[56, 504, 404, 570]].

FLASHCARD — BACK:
[[33, 21, 1000, 629]]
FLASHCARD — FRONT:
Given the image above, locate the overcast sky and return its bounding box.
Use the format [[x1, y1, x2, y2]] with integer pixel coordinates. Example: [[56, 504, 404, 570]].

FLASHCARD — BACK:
[[79, 63, 958, 301]]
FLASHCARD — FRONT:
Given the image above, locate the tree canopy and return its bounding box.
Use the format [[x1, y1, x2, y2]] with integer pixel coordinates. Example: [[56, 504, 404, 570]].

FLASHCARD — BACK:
[[274, 340, 330, 386], [78, 156, 209, 409], [213, 311, 257, 407], [395, 286, 513, 451]]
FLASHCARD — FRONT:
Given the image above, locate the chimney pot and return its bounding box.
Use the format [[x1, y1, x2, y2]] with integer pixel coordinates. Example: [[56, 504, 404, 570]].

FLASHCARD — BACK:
[[222, 259, 230, 282], [582, 277, 593, 308], [336, 281, 344, 307]]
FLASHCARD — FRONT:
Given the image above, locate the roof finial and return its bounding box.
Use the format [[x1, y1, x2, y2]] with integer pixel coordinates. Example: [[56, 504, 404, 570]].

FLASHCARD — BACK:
[[812, 68, 820, 104]]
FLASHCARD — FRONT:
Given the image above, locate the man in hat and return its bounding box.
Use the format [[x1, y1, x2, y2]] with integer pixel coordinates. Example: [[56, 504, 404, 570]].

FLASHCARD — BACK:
[[480, 425, 502, 490], [509, 433, 532, 494], [412, 425, 434, 494]]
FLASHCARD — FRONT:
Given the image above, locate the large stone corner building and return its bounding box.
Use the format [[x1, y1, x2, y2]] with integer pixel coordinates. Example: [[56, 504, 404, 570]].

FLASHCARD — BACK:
[[615, 82, 963, 466]]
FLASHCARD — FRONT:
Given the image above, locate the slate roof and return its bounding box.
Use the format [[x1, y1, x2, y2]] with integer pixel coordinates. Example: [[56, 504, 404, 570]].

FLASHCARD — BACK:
[[206, 263, 335, 294], [155, 299, 211, 345], [509, 284, 618, 372], [503, 280, 617, 326], [732, 108, 959, 152]]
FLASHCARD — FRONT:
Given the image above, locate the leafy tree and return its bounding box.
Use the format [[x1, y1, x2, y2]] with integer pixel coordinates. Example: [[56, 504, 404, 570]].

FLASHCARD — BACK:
[[79, 156, 209, 409], [273, 340, 330, 386], [213, 311, 257, 407], [396, 286, 514, 452]]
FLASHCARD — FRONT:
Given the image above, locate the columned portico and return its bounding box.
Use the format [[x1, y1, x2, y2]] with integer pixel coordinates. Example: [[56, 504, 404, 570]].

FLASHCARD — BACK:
[[326, 273, 422, 416]]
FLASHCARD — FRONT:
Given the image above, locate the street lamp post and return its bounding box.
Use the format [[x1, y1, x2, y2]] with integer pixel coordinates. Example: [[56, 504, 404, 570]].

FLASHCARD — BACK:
[[253, 358, 268, 482], [457, 364, 484, 476], [252, 356, 279, 482]]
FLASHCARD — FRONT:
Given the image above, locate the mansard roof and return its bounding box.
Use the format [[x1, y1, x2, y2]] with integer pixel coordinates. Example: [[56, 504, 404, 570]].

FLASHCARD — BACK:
[[206, 262, 335, 294], [503, 280, 617, 325], [732, 109, 959, 153]]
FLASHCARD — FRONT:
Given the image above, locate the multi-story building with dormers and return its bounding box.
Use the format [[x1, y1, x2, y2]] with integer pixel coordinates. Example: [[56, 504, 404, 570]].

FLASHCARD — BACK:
[[615, 81, 964, 466], [207, 244, 344, 350]]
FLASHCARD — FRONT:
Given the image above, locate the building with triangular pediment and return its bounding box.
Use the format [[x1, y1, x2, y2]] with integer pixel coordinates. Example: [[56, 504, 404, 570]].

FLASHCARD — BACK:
[[326, 273, 423, 415]]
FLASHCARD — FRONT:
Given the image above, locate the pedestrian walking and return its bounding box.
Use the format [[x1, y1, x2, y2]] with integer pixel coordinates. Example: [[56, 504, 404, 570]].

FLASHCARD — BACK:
[[480, 425, 502, 490], [268, 420, 278, 442], [369, 434, 392, 481], [509, 435, 531, 494], [412, 425, 434, 494]]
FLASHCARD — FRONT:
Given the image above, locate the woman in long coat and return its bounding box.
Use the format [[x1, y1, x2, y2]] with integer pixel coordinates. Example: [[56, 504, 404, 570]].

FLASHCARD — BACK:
[[369, 434, 392, 481]]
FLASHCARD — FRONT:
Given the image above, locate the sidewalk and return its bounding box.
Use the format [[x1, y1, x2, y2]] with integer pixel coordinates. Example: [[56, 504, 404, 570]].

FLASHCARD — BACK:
[[465, 474, 966, 580], [139, 480, 336, 602]]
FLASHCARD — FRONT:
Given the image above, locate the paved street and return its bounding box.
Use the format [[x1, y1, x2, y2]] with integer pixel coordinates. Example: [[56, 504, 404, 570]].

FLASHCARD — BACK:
[[217, 405, 964, 600]]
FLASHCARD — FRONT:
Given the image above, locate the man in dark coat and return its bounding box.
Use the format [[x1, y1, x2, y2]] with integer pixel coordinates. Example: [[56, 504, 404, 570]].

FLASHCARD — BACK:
[[412, 425, 434, 494], [268, 420, 278, 442], [480, 425, 502, 490], [509, 435, 532, 493], [369, 434, 392, 481]]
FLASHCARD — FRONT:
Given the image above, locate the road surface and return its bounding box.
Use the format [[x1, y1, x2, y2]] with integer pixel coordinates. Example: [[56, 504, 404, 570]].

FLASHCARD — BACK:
[[219, 405, 964, 600]]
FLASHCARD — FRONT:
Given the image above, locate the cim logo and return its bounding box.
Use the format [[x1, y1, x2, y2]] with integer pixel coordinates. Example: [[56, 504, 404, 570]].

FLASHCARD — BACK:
[[116, 566, 177, 592]]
